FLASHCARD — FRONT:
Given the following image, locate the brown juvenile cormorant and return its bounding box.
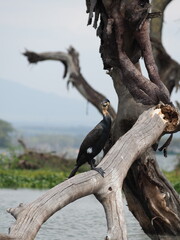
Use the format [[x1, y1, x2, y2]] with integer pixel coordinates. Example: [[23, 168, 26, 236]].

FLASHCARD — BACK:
[[68, 99, 111, 178]]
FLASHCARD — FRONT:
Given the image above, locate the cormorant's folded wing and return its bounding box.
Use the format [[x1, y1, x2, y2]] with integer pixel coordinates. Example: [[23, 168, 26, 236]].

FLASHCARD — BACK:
[[79, 124, 103, 152]]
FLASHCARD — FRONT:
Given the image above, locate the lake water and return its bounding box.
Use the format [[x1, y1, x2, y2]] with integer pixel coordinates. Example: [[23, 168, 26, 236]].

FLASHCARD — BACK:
[[0, 154, 178, 240], [0, 189, 150, 240], [156, 153, 179, 172]]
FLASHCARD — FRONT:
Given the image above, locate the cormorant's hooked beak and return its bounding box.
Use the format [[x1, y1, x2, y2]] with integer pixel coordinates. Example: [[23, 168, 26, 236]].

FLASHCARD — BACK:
[[101, 99, 110, 108]]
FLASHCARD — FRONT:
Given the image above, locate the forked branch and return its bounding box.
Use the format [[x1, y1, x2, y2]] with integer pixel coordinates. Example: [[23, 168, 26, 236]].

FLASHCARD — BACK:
[[112, 3, 170, 105], [1, 105, 179, 240]]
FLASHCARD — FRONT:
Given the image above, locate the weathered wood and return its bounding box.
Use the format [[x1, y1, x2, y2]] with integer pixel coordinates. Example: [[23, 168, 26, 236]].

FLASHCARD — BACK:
[[2, 106, 174, 240], [23, 48, 116, 120]]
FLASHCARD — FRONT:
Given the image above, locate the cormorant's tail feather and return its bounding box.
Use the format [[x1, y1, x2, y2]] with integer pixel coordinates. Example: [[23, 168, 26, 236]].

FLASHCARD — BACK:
[[68, 165, 79, 178]]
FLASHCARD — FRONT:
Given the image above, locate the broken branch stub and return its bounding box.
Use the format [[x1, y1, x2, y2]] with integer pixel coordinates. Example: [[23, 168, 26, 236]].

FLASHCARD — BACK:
[[157, 103, 180, 133]]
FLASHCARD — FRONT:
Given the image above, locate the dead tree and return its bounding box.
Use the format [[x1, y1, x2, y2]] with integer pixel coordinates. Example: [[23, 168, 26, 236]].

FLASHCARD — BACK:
[[1, 0, 180, 239]]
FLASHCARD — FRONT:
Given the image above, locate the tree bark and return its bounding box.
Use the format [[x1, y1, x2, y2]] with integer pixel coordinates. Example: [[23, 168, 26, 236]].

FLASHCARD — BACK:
[[1, 106, 177, 240]]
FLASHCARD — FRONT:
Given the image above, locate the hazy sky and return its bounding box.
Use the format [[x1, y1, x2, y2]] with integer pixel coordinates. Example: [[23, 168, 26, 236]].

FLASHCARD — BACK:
[[0, 0, 180, 125]]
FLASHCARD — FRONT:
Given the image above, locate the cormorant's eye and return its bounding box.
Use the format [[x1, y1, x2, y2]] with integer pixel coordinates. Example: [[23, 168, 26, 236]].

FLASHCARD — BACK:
[[101, 99, 110, 106]]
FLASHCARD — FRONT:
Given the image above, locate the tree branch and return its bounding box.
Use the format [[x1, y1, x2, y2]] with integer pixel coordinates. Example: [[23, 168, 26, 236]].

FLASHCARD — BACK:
[[111, 4, 169, 105], [150, 0, 172, 42], [2, 105, 177, 240], [134, 21, 170, 98], [150, 0, 180, 94], [23, 47, 116, 120]]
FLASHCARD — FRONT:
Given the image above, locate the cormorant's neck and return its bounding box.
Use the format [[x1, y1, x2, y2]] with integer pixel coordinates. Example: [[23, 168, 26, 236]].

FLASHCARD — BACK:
[[102, 109, 111, 129], [102, 109, 110, 118]]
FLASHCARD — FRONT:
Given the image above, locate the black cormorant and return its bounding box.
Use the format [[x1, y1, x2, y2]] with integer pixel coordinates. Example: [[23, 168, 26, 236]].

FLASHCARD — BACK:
[[68, 99, 111, 178]]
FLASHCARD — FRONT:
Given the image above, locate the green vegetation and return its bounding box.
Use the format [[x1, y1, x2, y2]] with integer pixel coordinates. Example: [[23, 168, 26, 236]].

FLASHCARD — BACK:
[[0, 169, 67, 189], [0, 151, 89, 189], [0, 124, 179, 190], [0, 151, 179, 191], [0, 119, 14, 148], [164, 169, 180, 193]]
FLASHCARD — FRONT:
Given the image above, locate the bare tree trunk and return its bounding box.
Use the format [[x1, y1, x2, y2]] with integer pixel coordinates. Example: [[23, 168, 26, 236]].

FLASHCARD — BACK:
[[85, 0, 180, 238]]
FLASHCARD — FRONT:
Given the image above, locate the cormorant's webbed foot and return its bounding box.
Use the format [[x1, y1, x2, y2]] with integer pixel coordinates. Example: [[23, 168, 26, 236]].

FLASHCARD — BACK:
[[89, 159, 105, 177], [92, 167, 105, 177]]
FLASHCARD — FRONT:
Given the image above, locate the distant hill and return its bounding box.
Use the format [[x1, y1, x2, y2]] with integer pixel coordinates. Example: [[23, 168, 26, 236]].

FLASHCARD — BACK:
[[13, 123, 92, 137], [1, 78, 179, 140], [0, 78, 100, 127]]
